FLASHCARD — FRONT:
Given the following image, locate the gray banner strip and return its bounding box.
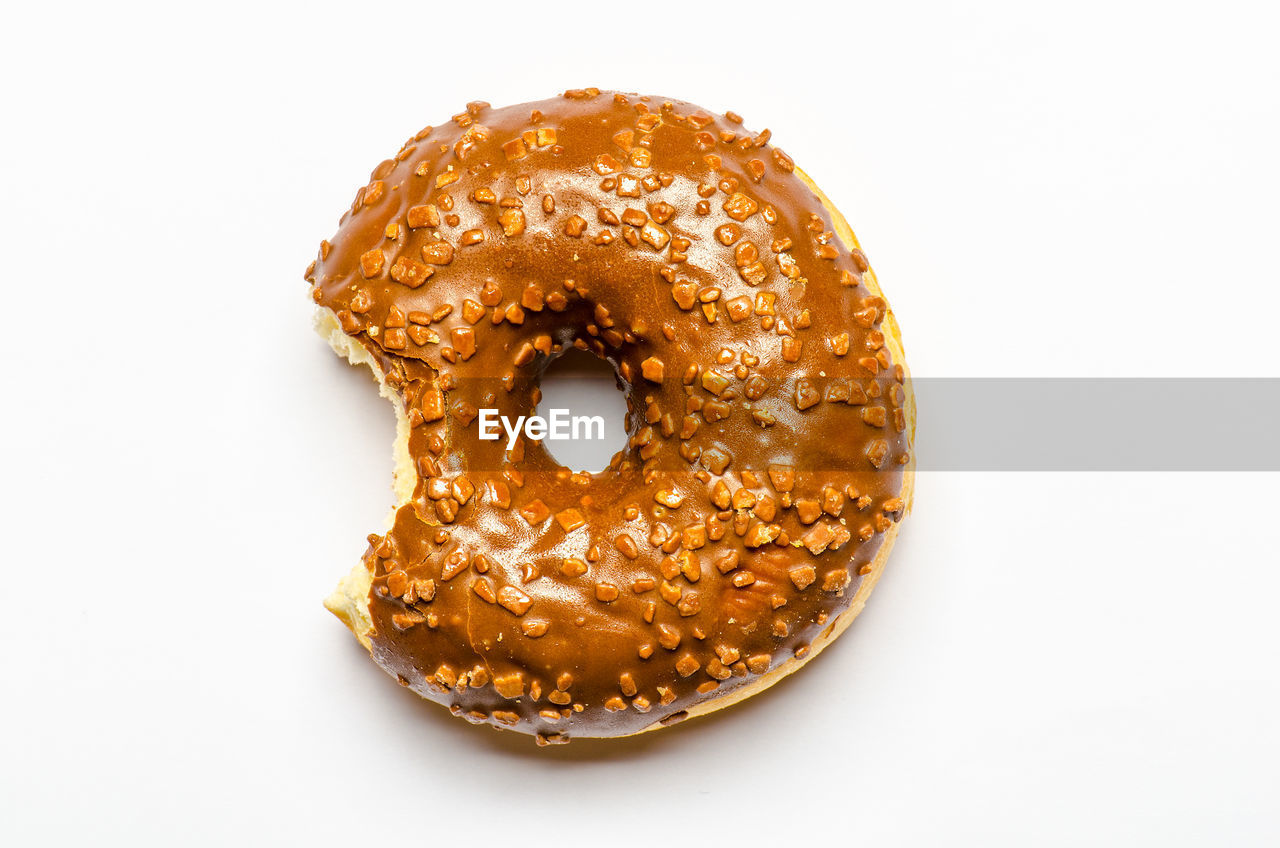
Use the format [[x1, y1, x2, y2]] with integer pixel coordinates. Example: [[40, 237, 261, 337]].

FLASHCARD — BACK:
[[427, 372, 1280, 472], [912, 378, 1280, 471]]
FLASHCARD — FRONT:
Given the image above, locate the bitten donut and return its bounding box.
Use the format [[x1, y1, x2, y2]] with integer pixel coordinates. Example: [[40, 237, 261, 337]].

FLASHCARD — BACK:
[[307, 90, 914, 744]]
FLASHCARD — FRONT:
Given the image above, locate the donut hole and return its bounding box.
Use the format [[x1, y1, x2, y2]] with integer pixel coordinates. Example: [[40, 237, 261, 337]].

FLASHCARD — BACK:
[[534, 348, 628, 474]]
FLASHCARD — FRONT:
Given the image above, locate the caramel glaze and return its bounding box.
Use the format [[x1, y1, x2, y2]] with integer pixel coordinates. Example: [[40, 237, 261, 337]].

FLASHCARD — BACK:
[[306, 90, 911, 742]]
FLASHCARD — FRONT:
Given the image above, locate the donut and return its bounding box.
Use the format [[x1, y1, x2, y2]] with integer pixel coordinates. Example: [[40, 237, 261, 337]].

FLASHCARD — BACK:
[[306, 90, 914, 744]]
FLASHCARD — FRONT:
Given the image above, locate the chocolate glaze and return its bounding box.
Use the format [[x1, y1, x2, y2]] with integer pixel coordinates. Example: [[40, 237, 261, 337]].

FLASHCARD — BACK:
[[307, 90, 911, 742]]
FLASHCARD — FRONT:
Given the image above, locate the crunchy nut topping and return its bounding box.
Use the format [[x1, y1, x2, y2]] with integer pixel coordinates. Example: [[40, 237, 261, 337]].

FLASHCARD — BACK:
[[406, 204, 441, 229], [640, 356, 665, 383], [498, 586, 533, 616], [822, 569, 851, 592], [555, 508, 586, 532], [789, 565, 817, 590], [675, 655, 701, 677], [493, 673, 524, 699], [722, 192, 759, 221], [640, 221, 670, 250], [310, 91, 910, 742], [519, 499, 551, 525], [614, 534, 640, 560], [420, 241, 454, 265], [560, 557, 588, 578], [389, 256, 432, 288], [473, 578, 497, 604], [498, 208, 526, 236], [654, 490, 684, 509], [358, 249, 384, 278]]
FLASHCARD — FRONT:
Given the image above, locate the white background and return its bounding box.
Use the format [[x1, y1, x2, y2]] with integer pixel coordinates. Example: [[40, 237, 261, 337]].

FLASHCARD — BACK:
[[2, 1, 1278, 845]]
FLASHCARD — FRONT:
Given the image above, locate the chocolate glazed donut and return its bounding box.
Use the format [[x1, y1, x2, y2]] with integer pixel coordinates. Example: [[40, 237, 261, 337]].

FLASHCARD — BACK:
[[307, 90, 914, 744]]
